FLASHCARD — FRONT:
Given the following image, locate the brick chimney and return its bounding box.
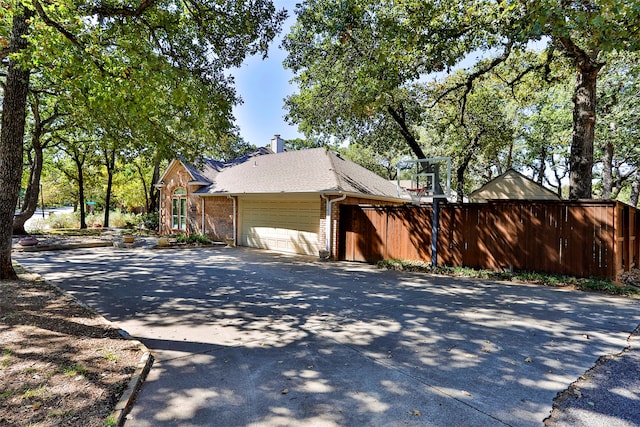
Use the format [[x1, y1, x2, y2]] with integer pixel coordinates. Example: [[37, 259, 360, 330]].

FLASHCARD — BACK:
[[270, 134, 284, 153]]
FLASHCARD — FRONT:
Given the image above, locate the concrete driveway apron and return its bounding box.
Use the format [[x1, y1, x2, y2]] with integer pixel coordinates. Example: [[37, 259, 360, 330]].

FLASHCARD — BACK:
[[14, 246, 640, 426]]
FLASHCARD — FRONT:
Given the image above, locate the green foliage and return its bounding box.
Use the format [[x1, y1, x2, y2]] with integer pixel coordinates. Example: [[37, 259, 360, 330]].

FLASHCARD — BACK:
[[43, 210, 144, 229], [284, 0, 640, 200], [141, 213, 159, 231], [377, 259, 639, 296], [422, 68, 517, 199], [1, 0, 287, 274], [21, 385, 49, 400], [283, 1, 438, 156], [1, 347, 11, 368], [175, 233, 213, 245], [283, 137, 330, 151], [61, 364, 87, 378], [47, 212, 80, 229], [101, 351, 119, 363], [339, 142, 401, 180], [210, 135, 258, 162], [593, 51, 640, 202], [85, 211, 139, 228]]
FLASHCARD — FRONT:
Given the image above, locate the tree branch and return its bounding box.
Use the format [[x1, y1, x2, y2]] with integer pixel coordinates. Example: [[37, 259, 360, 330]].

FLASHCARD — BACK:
[[84, 0, 157, 18], [33, 0, 106, 73], [431, 41, 513, 120], [387, 104, 426, 159], [33, 1, 84, 52]]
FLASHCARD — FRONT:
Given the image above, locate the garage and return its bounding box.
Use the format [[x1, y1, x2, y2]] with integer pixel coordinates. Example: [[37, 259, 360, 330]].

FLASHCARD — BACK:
[[238, 196, 321, 256]]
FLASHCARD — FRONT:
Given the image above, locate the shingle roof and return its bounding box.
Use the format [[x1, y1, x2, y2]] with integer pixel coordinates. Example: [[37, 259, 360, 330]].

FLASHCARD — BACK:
[[193, 148, 402, 200], [179, 147, 273, 183]]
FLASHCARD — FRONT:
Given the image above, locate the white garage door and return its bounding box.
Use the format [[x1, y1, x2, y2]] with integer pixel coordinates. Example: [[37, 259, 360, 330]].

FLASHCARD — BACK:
[[239, 197, 320, 256]]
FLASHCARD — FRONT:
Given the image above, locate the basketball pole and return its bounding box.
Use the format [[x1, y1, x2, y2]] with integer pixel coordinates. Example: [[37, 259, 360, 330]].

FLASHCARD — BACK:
[[431, 197, 439, 266], [396, 157, 450, 266]]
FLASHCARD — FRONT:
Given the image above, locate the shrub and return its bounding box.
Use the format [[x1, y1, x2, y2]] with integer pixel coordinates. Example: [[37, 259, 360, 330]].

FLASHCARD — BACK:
[[106, 211, 137, 228], [141, 212, 159, 230], [47, 212, 80, 229], [175, 233, 212, 245], [376, 259, 639, 297]]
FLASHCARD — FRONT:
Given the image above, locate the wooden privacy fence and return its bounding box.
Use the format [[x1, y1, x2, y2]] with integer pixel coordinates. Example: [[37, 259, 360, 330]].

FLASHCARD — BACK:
[[338, 200, 639, 280]]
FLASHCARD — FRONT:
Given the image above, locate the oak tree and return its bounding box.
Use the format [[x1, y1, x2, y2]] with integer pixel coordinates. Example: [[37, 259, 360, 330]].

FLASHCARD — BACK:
[[0, 0, 286, 279]]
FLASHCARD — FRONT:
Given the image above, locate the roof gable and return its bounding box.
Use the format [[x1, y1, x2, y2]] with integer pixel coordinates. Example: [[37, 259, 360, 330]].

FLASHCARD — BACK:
[[156, 159, 193, 186], [468, 169, 560, 202]]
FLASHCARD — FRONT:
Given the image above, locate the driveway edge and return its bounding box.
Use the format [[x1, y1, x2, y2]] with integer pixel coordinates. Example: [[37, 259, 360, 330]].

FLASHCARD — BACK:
[[111, 347, 154, 426], [31, 271, 154, 427], [544, 324, 640, 425]]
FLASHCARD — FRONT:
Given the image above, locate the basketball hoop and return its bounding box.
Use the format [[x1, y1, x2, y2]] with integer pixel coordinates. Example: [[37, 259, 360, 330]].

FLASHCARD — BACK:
[[397, 157, 452, 202], [407, 188, 426, 205]]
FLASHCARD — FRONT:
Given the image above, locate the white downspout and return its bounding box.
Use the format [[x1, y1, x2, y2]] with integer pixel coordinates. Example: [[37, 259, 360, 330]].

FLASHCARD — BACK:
[[228, 195, 236, 245], [201, 198, 205, 235], [322, 193, 347, 257]]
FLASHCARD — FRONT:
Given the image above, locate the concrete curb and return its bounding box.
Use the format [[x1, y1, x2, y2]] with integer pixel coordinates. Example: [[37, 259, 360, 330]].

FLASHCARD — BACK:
[[16, 241, 114, 251], [111, 347, 154, 426], [14, 263, 154, 427]]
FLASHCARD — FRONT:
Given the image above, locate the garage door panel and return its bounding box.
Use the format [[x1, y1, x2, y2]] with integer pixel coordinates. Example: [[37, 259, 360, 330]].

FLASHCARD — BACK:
[[239, 199, 320, 255]]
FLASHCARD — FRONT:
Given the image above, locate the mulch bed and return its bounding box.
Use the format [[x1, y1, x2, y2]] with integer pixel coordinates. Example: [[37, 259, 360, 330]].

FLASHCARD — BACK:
[[0, 272, 144, 427]]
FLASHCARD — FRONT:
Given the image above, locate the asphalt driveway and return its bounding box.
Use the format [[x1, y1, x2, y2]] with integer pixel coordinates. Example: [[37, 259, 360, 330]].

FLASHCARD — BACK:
[[14, 246, 640, 426]]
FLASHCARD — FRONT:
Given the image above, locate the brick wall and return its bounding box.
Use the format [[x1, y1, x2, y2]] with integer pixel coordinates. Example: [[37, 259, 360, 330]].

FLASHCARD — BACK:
[[158, 161, 207, 235], [159, 163, 192, 234], [202, 196, 235, 241]]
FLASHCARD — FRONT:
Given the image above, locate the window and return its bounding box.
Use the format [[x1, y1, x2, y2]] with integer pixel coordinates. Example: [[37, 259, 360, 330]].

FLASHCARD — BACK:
[[171, 188, 187, 231]]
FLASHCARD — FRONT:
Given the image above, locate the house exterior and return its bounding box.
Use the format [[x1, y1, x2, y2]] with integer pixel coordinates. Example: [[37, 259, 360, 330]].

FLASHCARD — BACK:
[[468, 169, 560, 203], [155, 138, 405, 258]]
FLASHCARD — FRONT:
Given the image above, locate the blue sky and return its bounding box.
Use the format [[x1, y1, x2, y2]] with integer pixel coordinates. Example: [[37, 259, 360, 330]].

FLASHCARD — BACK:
[[231, 1, 302, 148]]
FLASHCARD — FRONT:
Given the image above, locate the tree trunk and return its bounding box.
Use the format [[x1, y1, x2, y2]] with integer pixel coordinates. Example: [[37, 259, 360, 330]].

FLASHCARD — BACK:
[[456, 152, 475, 204], [600, 141, 614, 199], [455, 164, 466, 204], [536, 142, 547, 185], [148, 155, 161, 213], [387, 104, 426, 159], [13, 104, 46, 235], [455, 131, 483, 203], [0, 7, 33, 280], [71, 151, 87, 229], [133, 161, 149, 213], [569, 62, 600, 200], [103, 148, 116, 227], [630, 169, 639, 208], [12, 143, 43, 235]]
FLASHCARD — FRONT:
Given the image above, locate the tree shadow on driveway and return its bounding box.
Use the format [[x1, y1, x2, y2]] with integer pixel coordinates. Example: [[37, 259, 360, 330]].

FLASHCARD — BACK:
[[14, 247, 640, 426]]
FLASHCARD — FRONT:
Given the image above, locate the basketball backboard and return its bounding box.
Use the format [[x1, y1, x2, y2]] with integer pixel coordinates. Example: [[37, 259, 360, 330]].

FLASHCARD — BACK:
[[397, 157, 451, 204]]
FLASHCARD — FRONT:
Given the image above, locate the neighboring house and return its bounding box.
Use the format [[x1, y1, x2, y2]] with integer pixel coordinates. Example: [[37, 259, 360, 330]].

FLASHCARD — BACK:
[[468, 169, 560, 203], [155, 136, 405, 258]]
